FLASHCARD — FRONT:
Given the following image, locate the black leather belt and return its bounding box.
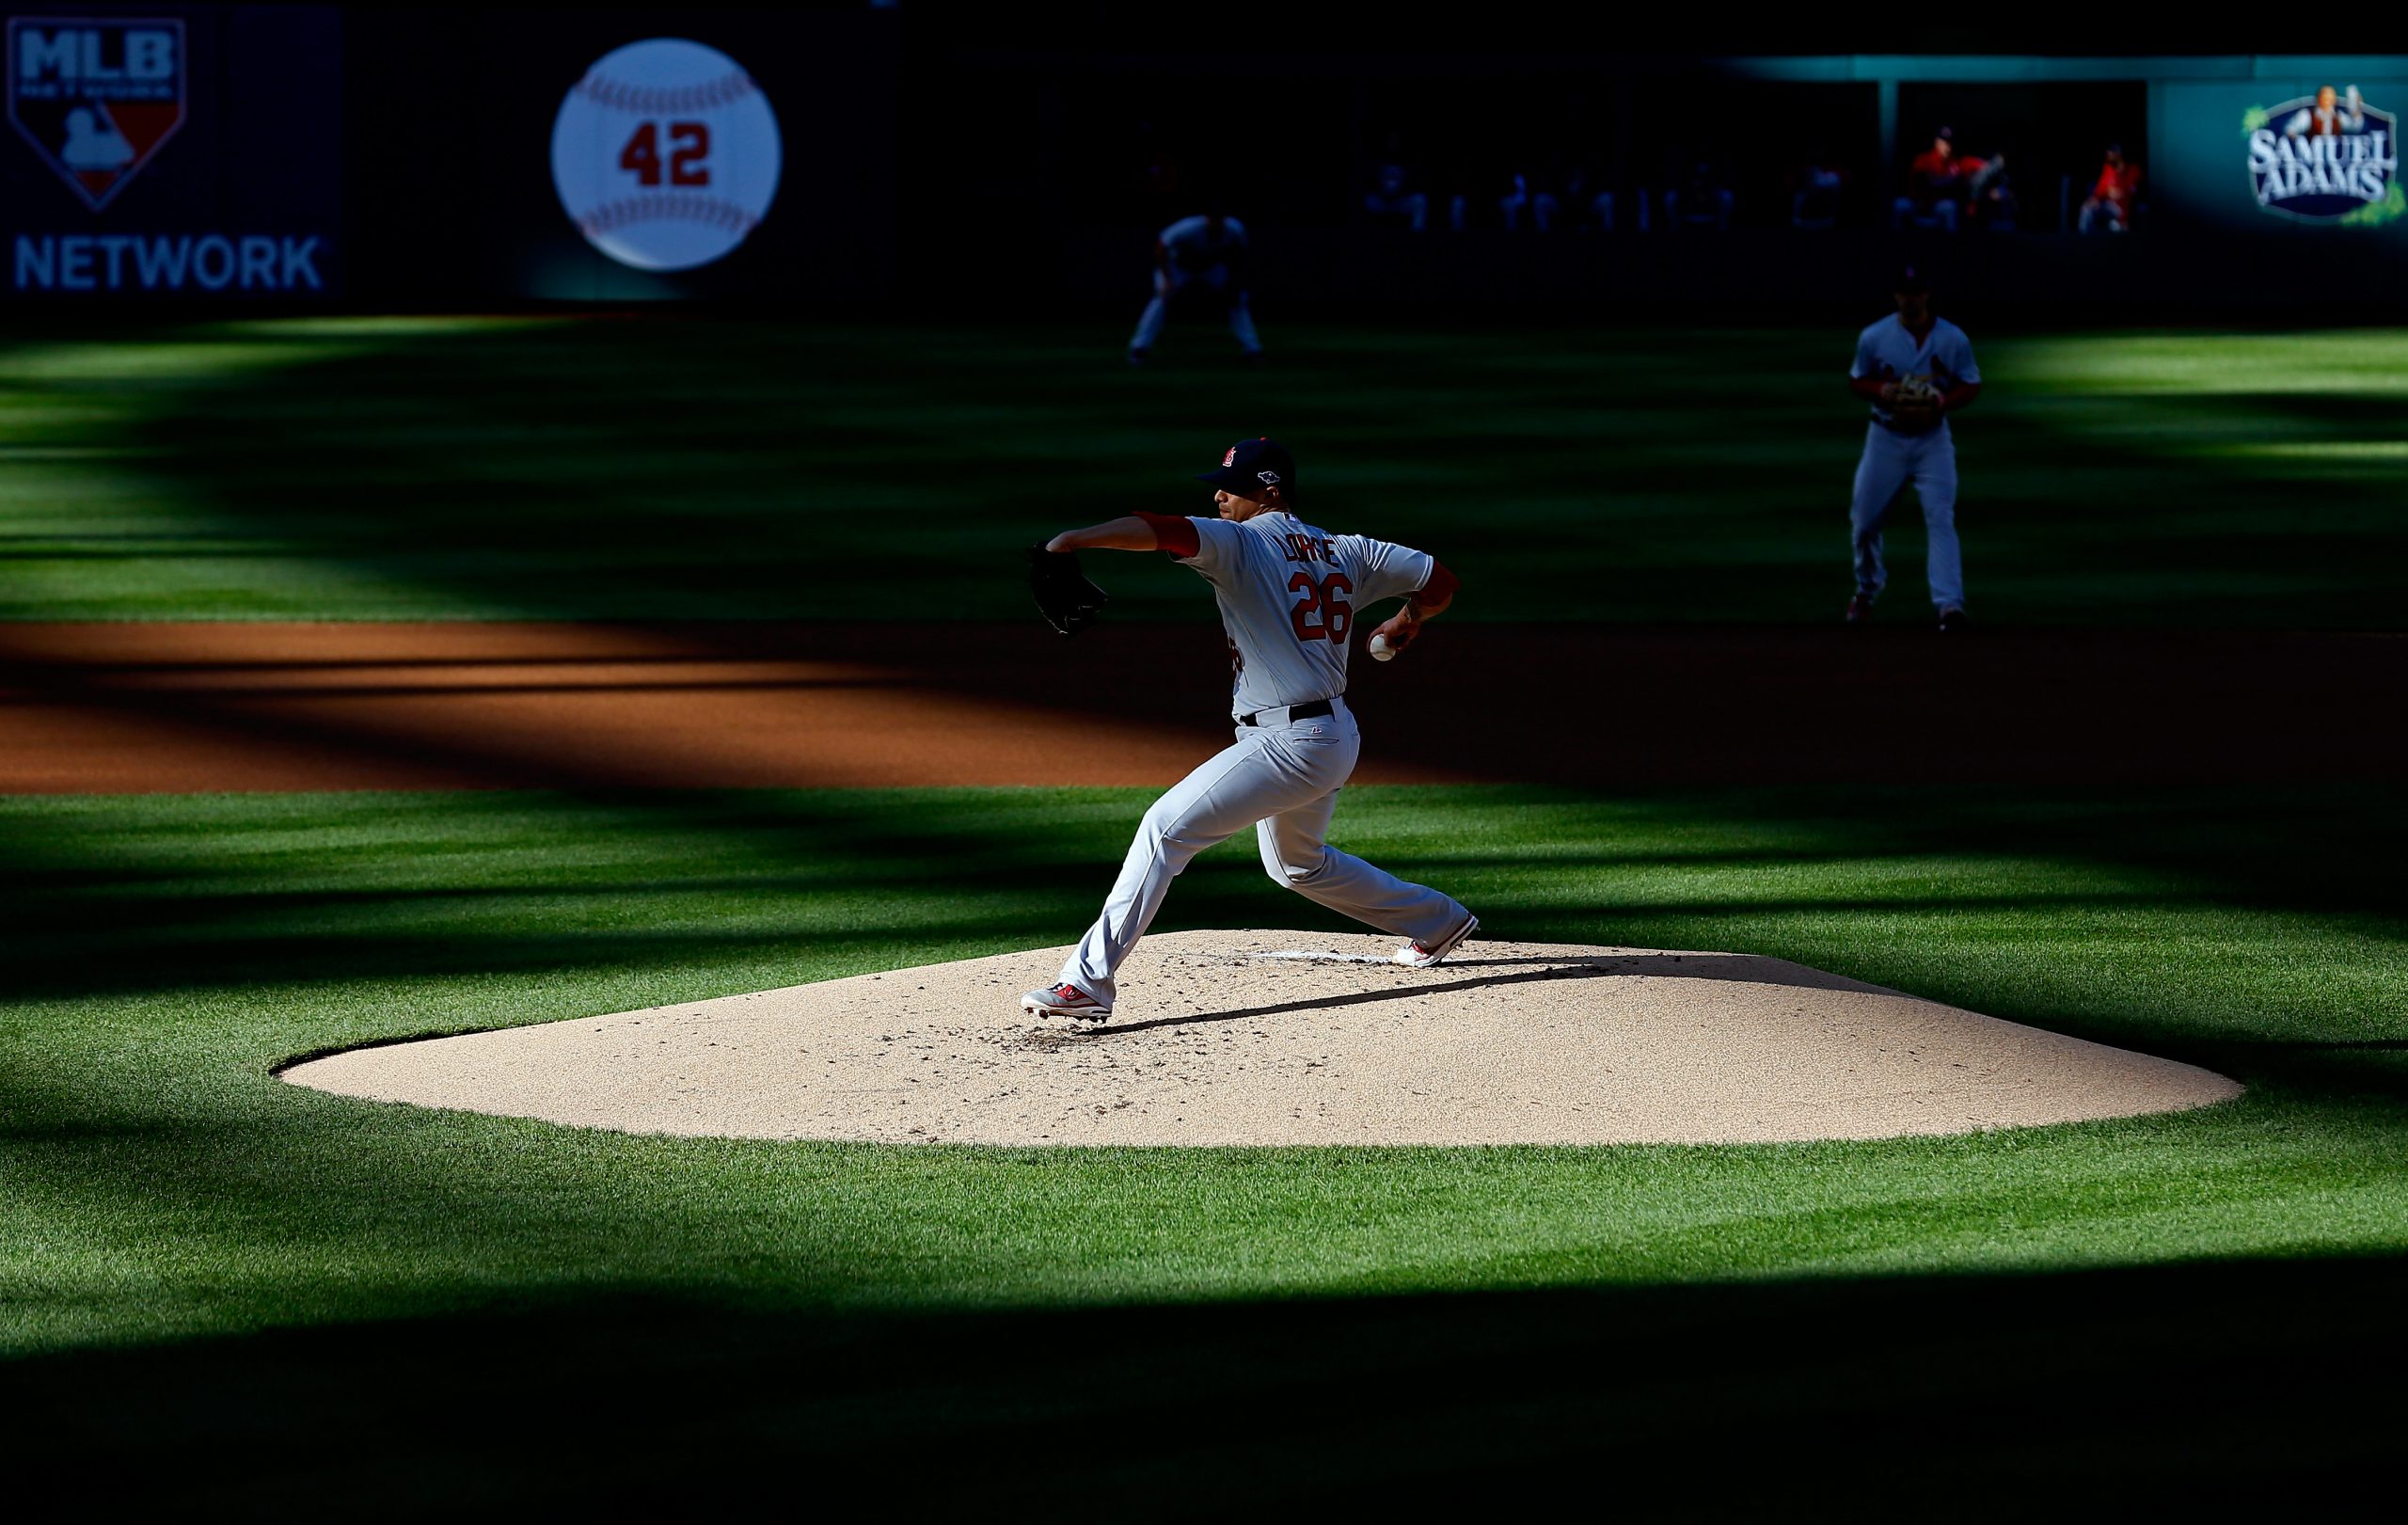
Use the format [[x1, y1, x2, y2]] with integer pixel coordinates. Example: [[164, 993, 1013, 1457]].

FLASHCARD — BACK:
[[1237, 697, 1336, 727]]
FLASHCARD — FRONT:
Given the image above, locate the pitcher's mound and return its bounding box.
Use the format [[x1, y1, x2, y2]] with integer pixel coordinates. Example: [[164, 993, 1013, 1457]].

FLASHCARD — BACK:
[[282, 930, 2240, 1146]]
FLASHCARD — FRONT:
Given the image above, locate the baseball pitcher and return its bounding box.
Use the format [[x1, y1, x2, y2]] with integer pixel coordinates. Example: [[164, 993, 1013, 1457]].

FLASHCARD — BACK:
[[1020, 437, 1475, 1023], [1845, 264, 1982, 630]]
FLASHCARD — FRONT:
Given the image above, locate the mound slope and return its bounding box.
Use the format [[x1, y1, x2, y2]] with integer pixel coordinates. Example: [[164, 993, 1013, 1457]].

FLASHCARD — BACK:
[[281, 931, 2239, 1147]]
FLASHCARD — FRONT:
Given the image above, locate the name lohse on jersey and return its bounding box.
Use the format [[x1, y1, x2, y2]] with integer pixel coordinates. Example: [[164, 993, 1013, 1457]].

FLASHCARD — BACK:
[[1158, 510, 1434, 716]]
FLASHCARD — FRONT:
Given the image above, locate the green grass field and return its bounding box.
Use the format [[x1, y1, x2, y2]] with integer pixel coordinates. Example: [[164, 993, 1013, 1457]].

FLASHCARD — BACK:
[[2, 318, 2403, 626], [5, 320, 2406, 1508], [6, 786, 2406, 1504]]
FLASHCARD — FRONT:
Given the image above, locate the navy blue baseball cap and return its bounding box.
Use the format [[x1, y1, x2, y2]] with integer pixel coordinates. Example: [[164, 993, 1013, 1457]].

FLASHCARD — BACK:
[[1197, 437, 1297, 500]]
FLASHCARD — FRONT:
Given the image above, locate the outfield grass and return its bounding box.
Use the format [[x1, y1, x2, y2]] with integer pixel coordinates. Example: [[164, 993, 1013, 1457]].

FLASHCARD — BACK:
[[1, 319, 2403, 626]]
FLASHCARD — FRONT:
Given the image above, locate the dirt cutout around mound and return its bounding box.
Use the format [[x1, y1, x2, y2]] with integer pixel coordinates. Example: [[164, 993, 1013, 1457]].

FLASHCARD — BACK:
[[283, 930, 2239, 1147]]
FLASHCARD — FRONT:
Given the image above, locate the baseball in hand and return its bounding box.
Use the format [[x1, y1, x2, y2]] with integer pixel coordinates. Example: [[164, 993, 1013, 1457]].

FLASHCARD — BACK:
[[1368, 633, 1397, 661]]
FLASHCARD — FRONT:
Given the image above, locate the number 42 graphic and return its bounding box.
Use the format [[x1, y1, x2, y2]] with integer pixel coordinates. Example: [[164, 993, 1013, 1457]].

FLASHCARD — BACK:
[[619, 122, 711, 186]]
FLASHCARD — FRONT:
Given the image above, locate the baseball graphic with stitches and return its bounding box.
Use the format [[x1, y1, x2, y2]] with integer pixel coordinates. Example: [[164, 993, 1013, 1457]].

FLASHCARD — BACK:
[[550, 38, 781, 273]]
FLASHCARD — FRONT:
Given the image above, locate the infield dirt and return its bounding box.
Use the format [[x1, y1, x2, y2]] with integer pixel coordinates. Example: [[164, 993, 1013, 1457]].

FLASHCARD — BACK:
[[283, 929, 2241, 1147], [3, 621, 2400, 791]]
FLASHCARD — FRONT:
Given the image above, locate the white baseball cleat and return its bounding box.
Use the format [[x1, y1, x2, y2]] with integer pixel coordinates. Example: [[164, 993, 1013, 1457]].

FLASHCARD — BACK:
[[1394, 913, 1480, 969], [1021, 982, 1112, 1023]]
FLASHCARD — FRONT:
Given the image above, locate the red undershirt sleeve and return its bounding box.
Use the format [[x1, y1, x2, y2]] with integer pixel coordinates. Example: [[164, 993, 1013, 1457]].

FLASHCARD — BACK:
[[1417, 560, 1459, 609], [1133, 512, 1200, 559]]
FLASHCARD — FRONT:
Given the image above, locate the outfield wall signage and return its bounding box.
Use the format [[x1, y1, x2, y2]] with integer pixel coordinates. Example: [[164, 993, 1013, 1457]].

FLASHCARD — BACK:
[[2, 7, 341, 297], [8, 16, 185, 210], [2154, 73, 2408, 241], [2245, 85, 2400, 224]]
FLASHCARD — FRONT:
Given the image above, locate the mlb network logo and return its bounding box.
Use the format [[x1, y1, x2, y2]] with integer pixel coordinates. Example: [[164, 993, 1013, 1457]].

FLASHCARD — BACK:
[[8, 17, 185, 211]]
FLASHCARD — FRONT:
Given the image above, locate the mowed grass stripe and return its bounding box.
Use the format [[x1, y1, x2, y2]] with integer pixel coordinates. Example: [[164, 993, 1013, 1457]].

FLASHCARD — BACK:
[[0, 321, 2401, 624]]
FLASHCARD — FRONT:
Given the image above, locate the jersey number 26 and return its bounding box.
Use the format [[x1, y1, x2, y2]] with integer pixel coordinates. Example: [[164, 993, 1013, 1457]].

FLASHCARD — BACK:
[[1288, 573, 1354, 643]]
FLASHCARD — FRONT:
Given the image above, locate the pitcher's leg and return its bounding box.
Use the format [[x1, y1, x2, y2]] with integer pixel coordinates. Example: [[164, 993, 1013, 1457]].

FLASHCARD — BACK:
[[1917, 438, 1964, 611], [1257, 790, 1470, 945], [1059, 735, 1288, 1006]]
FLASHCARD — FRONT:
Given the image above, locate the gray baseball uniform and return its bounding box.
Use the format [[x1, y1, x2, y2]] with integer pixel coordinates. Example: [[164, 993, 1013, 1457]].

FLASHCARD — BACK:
[[1054, 507, 1469, 1009], [1849, 312, 1980, 611], [1128, 214, 1263, 358]]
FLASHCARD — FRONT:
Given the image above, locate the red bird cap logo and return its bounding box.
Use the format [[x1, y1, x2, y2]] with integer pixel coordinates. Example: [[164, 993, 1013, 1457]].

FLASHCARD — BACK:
[[1223, 446, 1237, 467]]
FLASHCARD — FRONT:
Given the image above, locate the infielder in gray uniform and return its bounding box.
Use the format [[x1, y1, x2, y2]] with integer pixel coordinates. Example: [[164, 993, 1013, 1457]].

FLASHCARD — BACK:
[[1127, 213, 1264, 368], [1845, 265, 1983, 630], [1022, 437, 1477, 1023]]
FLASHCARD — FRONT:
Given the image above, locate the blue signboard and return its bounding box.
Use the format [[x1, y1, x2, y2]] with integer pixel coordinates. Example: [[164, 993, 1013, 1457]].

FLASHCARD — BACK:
[[2157, 76, 2406, 236], [1, 6, 342, 298]]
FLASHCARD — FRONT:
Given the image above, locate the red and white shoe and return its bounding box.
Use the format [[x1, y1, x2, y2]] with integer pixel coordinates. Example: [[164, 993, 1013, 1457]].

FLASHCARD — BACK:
[[1845, 591, 1876, 626], [1394, 914, 1480, 969], [1021, 982, 1111, 1023]]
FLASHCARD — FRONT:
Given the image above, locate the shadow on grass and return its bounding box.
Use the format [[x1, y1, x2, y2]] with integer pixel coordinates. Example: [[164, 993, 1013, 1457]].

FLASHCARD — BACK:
[[5, 1256, 2402, 1512]]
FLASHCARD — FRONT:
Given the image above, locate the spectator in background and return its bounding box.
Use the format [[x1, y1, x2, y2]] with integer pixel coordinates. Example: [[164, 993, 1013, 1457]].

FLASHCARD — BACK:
[[1585, 174, 1618, 231], [1965, 149, 2019, 230], [1791, 151, 1846, 230], [1666, 160, 1734, 230], [1549, 157, 1617, 230], [1429, 149, 1475, 231], [1498, 163, 1560, 231], [2078, 144, 2143, 233], [1529, 152, 1594, 233], [1362, 135, 1429, 230], [1553, 159, 1592, 224], [1893, 127, 1967, 231]]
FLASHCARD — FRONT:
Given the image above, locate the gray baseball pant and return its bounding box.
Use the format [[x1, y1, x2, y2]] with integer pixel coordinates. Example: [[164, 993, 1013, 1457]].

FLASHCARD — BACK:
[[1058, 700, 1467, 1008]]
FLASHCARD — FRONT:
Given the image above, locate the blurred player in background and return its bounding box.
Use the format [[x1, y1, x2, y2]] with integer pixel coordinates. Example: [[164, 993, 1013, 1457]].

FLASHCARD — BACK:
[[1363, 135, 1431, 230], [2078, 144, 2144, 233], [1127, 212, 1264, 367], [1893, 127, 1969, 231], [1666, 159, 1735, 230], [1845, 265, 1982, 631], [1965, 149, 2019, 231], [1790, 149, 1846, 230]]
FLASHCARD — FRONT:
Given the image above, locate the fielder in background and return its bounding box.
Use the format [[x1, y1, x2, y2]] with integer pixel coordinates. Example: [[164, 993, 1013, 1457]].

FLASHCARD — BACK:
[[1127, 213, 1264, 367], [1022, 437, 1475, 1024], [1846, 265, 1982, 630]]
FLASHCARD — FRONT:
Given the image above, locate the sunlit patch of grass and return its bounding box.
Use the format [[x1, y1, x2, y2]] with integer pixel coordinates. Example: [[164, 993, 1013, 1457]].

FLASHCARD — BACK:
[[1998, 329, 2408, 393], [2200, 439, 2408, 459]]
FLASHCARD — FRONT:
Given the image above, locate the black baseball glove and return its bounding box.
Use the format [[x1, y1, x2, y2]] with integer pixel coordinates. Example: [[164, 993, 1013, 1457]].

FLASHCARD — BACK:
[[1026, 546, 1110, 636]]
